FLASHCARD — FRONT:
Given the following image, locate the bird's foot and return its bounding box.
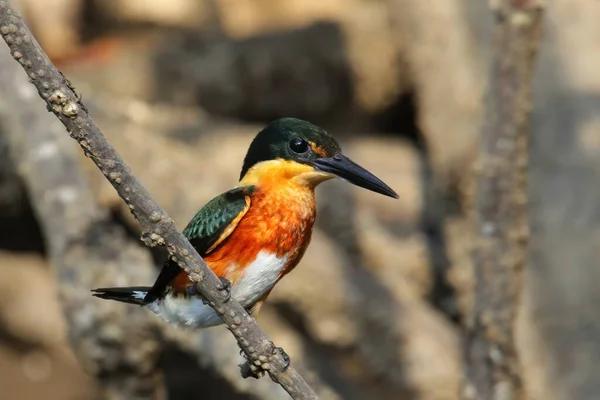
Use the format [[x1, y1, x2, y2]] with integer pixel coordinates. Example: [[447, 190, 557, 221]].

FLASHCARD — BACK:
[[187, 285, 212, 305], [217, 277, 232, 302], [186, 285, 198, 296], [270, 342, 291, 372], [188, 279, 230, 304]]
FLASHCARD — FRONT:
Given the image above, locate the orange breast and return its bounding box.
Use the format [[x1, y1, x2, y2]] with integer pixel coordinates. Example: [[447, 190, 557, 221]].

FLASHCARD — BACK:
[[172, 182, 316, 292]]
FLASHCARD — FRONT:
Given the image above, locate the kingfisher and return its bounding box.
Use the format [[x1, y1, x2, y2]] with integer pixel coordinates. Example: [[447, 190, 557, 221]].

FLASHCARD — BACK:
[[92, 118, 398, 328]]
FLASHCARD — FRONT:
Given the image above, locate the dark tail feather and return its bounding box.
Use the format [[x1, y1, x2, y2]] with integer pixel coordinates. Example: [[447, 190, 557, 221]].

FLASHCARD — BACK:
[[91, 286, 151, 306]]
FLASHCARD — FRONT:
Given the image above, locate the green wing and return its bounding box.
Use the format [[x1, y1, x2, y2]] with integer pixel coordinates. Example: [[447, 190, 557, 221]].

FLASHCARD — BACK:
[[144, 185, 255, 302], [182, 186, 254, 252]]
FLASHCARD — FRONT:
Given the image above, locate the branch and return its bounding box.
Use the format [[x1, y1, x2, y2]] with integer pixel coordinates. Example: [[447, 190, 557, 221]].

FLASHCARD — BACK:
[[0, 2, 318, 399], [0, 36, 163, 399], [466, 1, 544, 399]]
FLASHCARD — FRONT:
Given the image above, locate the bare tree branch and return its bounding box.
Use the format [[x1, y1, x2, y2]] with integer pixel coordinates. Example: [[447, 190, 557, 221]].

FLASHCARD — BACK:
[[0, 2, 318, 399], [0, 37, 164, 400], [465, 1, 544, 399]]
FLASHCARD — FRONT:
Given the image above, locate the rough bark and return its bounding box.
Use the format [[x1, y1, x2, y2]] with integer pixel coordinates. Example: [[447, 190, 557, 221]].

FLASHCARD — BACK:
[[0, 28, 163, 400], [465, 1, 544, 400], [0, 2, 318, 399]]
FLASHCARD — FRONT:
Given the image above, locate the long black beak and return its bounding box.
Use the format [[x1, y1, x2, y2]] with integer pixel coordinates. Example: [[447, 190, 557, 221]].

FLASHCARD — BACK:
[[310, 153, 399, 199]]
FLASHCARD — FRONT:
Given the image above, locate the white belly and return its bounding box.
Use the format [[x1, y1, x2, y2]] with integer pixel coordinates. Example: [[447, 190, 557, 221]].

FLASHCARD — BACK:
[[147, 251, 288, 328]]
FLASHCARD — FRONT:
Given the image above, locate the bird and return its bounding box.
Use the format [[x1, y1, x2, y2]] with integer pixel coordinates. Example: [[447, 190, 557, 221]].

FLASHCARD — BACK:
[[92, 118, 398, 329]]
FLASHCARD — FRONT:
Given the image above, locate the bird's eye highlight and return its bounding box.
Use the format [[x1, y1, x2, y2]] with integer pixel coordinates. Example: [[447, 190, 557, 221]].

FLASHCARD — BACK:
[[289, 138, 309, 154]]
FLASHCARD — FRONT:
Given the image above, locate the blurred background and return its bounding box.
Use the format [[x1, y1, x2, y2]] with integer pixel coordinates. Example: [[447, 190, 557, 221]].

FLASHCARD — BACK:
[[0, 0, 598, 399]]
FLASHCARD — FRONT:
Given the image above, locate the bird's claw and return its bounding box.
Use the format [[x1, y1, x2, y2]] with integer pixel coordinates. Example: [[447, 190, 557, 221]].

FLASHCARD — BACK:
[[190, 278, 231, 304], [186, 285, 198, 296], [217, 277, 232, 302], [216, 277, 232, 291], [270, 342, 291, 371], [186, 285, 212, 305]]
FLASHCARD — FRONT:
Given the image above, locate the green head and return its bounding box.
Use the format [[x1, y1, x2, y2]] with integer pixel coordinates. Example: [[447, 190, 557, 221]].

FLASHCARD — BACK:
[[241, 118, 398, 199]]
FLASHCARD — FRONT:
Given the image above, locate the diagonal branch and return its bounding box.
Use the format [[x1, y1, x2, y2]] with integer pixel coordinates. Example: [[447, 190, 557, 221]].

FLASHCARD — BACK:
[[466, 1, 544, 399], [0, 2, 318, 399], [0, 43, 164, 398]]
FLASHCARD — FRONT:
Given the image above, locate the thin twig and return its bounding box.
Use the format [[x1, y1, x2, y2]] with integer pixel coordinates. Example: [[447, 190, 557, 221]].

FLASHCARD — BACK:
[[465, 1, 544, 400], [0, 2, 318, 399]]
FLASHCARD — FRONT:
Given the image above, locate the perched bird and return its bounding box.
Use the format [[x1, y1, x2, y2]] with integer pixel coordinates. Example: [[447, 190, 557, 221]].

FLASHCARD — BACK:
[[92, 118, 398, 328]]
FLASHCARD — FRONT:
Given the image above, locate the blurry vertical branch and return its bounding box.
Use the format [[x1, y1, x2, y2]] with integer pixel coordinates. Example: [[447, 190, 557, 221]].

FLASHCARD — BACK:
[[0, 2, 318, 400], [466, 1, 544, 400]]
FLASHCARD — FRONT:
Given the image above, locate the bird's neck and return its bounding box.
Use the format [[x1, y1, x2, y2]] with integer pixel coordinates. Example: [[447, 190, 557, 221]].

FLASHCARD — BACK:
[[238, 159, 319, 240]]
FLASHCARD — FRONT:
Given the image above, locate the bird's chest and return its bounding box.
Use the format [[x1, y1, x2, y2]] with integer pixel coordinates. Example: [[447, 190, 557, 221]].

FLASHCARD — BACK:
[[206, 186, 316, 304], [240, 185, 316, 260]]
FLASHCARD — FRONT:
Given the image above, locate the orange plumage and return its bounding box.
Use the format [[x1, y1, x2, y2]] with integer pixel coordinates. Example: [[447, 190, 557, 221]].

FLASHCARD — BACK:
[[171, 159, 324, 296], [91, 117, 398, 329]]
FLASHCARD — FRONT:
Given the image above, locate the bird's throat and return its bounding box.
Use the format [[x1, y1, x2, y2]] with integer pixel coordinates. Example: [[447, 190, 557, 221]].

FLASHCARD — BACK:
[[239, 159, 333, 189]]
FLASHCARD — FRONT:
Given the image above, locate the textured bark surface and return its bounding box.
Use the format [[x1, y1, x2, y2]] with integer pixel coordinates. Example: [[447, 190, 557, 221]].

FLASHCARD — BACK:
[[5, 1, 600, 399], [0, 2, 317, 399], [0, 32, 163, 400], [465, 1, 544, 400]]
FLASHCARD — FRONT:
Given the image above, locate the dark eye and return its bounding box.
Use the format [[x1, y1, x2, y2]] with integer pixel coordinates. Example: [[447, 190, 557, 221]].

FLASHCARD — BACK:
[[289, 138, 309, 154]]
